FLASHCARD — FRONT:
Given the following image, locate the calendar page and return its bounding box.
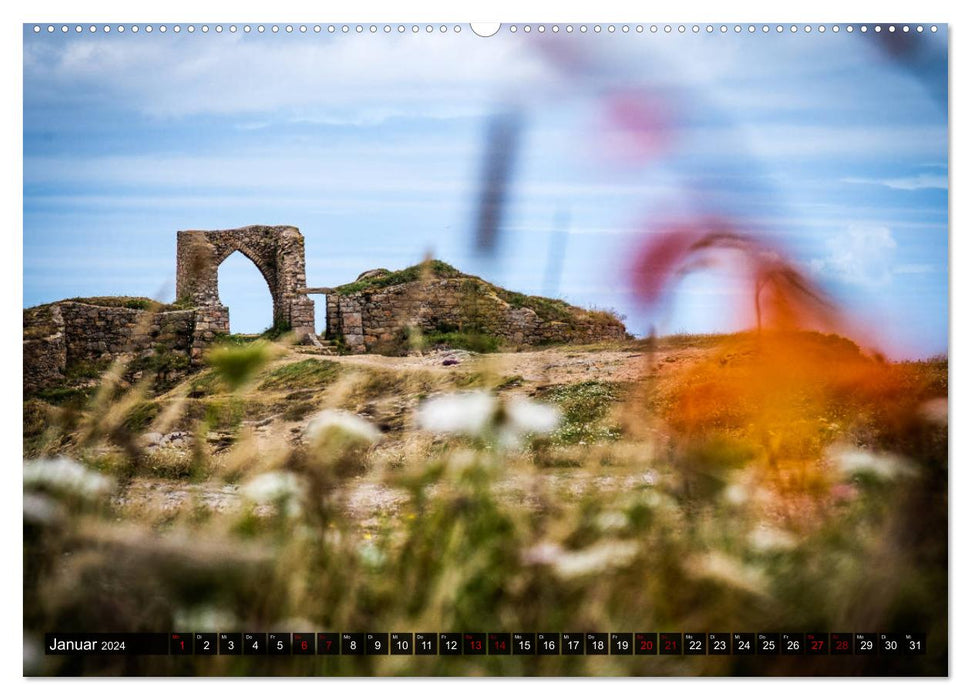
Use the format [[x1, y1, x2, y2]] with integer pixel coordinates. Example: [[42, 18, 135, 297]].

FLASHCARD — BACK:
[[22, 20, 948, 677]]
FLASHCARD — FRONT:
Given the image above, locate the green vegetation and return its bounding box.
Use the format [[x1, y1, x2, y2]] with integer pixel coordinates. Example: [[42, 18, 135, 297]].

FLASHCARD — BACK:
[[122, 400, 160, 432], [496, 375, 524, 390], [258, 359, 341, 391], [65, 296, 184, 311], [33, 385, 96, 408], [207, 341, 276, 391], [494, 289, 575, 323], [331, 260, 622, 328], [132, 346, 192, 380], [187, 370, 225, 398], [422, 329, 501, 354], [543, 380, 627, 445], [215, 320, 294, 346], [65, 358, 113, 382], [260, 320, 293, 341], [335, 260, 466, 295], [213, 333, 259, 346]]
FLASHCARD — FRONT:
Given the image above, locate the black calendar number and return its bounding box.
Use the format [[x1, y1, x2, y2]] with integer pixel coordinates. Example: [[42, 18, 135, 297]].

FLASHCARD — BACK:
[[390, 633, 413, 655], [366, 633, 389, 655], [684, 633, 705, 656], [635, 633, 658, 655], [781, 633, 804, 655], [538, 633, 560, 655], [660, 632, 682, 655], [439, 633, 461, 656], [708, 633, 730, 656], [268, 633, 290, 655], [317, 633, 339, 655], [170, 632, 192, 655], [610, 633, 633, 655], [879, 633, 904, 655], [855, 633, 878, 656], [513, 633, 536, 655], [342, 632, 364, 655], [292, 633, 314, 655], [219, 633, 241, 655], [194, 633, 217, 656], [244, 633, 266, 655], [561, 633, 584, 655], [831, 633, 853, 655], [464, 633, 486, 655], [757, 633, 780, 655], [733, 633, 755, 655], [488, 633, 511, 655], [903, 633, 926, 656], [586, 633, 609, 655], [805, 633, 827, 655], [415, 633, 437, 655]]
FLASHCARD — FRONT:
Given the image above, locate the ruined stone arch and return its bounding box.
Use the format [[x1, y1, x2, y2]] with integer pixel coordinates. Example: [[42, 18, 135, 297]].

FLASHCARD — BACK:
[[175, 225, 315, 340]]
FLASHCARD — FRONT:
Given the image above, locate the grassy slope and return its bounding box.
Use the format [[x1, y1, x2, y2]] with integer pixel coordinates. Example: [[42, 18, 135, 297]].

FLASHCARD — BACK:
[[333, 259, 623, 327]]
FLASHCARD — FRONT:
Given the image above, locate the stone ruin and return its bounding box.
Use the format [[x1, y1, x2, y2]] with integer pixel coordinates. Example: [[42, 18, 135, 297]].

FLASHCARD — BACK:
[[176, 225, 316, 343], [325, 263, 629, 354], [24, 225, 319, 393], [24, 225, 630, 393]]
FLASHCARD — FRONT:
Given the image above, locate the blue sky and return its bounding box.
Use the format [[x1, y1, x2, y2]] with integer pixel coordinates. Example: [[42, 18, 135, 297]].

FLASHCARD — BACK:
[[23, 25, 948, 358]]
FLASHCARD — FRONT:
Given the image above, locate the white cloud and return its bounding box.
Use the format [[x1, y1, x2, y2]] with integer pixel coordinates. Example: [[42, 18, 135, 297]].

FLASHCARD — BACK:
[[810, 224, 898, 287], [842, 173, 948, 190], [26, 33, 553, 121]]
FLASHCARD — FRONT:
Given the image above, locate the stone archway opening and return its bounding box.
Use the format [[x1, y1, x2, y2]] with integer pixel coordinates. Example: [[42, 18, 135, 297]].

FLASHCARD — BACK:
[[217, 250, 275, 334], [175, 225, 316, 343]]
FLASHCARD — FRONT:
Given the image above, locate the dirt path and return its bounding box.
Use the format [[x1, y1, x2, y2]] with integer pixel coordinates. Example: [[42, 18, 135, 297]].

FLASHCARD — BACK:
[[296, 344, 672, 386]]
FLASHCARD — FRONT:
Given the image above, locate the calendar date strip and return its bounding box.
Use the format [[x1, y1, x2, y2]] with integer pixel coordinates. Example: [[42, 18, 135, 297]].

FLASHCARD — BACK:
[[46, 632, 927, 656]]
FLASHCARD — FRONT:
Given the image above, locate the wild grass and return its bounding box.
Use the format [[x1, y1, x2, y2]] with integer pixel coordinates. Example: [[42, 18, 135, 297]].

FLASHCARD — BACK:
[[22, 332, 948, 676], [258, 359, 341, 391]]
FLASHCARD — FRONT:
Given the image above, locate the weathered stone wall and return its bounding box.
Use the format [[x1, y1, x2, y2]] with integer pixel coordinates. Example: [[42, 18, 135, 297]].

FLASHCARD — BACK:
[[188, 306, 229, 361], [175, 225, 315, 341], [23, 305, 67, 393], [24, 301, 202, 393], [326, 277, 628, 353]]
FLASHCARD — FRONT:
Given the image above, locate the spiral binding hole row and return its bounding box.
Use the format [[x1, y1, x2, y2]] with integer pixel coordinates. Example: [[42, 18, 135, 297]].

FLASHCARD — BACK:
[[31, 24, 940, 35]]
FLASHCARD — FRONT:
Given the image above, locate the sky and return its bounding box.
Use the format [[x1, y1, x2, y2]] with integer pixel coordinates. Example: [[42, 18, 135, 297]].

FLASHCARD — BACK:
[[22, 23, 948, 358]]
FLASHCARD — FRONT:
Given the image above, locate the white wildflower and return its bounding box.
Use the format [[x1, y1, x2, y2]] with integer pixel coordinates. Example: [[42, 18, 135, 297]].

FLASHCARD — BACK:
[[550, 541, 639, 579], [596, 511, 629, 532], [687, 551, 769, 597], [748, 525, 797, 553], [23, 457, 113, 499], [417, 391, 561, 449], [827, 445, 916, 481], [173, 606, 237, 632], [358, 542, 386, 568], [305, 409, 381, 444], [241, 471, 305, 515], [506, 397, 561, 435], [416, 391, 496, 435], [23, 492, 66, 525], [521, 541, 564, 566], [722, 483, 749, 506]]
